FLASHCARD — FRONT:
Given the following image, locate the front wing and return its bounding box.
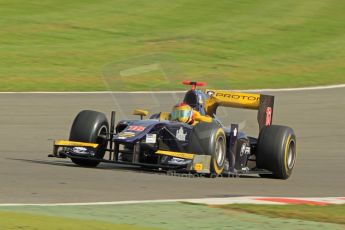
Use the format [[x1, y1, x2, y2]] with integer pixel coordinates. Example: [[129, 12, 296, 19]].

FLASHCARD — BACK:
[[50, 140, 272, 176]]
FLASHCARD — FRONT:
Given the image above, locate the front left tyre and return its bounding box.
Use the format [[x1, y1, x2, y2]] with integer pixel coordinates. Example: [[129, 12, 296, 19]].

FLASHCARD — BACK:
[[191, 123, 226, 176], [69, 110, 109, 167], [210, 128, 226, 176]]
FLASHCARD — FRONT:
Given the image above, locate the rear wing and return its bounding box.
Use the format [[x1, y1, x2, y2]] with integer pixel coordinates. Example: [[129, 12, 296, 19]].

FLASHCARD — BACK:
[[204, 90, 274, 131]]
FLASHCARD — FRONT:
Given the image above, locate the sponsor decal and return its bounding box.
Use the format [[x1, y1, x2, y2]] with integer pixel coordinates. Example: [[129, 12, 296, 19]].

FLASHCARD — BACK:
[[71, 147, 95, 156], [118, 131, 135, 139], [240, 143, 251, 157], [215, 93, 259, 101], [265, 107, 272, 126], [206, 90, 215, 96], [176, 127, 187, 141], [198, 94, 204, 104], [233, 127, 237, 137], [145, 134, 156, 143], [241, 167, 249, 172], [168, 157, 192, 165], [72, 147, 87, 153], [127, 125, 146, 132]]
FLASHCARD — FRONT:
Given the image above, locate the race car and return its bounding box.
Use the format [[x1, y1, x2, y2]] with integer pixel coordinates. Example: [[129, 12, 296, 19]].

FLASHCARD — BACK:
[[50, 81, 296, 179]]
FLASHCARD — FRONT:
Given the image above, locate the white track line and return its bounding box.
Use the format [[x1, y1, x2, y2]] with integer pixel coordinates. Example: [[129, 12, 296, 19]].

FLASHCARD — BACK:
[[0, 84, 345, 94], [0, 199, 183, 207], [0, 197, 344, 207], [242, 83, 345, 92]]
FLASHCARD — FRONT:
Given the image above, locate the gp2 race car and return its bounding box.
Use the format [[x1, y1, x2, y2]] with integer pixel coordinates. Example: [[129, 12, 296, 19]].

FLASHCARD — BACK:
[[49, 81, 296, 179]]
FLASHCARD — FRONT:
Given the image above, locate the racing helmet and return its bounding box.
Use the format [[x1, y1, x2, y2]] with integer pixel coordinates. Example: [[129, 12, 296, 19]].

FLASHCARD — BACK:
[[171, 102, 193, 124]]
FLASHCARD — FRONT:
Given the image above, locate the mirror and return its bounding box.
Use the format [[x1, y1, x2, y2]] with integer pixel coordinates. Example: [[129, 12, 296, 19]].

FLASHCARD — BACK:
[[133, 109, 149, 119]]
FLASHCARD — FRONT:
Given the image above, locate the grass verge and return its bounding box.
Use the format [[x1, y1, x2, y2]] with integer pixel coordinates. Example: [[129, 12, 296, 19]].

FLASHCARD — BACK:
[[0, 210, 161, 230], [0, 203, 343, 229], [1, 0, 345, 91]]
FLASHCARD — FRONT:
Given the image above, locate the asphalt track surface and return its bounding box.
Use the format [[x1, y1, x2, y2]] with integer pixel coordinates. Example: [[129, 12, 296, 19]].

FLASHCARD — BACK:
[[0, 87, 344, 203]]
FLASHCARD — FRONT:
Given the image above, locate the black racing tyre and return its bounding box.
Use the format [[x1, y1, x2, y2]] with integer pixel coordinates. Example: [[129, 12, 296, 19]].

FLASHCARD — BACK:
[[69, 110, 109, 167], [209, 128, 227, 176], [256, 125, 296, 179], [189, 122, 226, 176]]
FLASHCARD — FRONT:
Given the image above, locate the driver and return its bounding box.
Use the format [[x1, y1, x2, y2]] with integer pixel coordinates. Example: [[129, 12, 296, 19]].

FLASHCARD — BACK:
[[170, 102, 212, 125], [170, 102, 194, 125]]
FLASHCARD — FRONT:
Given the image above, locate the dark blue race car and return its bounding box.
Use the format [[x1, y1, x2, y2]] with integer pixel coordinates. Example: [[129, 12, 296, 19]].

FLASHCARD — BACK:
[[50, 81, 296, 179]]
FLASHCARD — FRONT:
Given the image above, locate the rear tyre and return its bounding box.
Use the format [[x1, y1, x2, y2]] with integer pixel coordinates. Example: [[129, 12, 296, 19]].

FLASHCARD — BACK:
[[256, 125, 296, 179], [69, 110, 109, 167]]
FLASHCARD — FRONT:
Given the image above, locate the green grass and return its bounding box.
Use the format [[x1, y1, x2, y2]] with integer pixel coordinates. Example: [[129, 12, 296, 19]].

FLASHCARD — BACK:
[[215, 204, 345, 225], [0, 211, 162, 230], [0, 0, 344, 91], [0, 203, 343, 229]]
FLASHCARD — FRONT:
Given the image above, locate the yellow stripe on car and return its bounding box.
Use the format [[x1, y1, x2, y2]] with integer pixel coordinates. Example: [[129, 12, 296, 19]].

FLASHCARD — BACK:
[[54, 140, 99, 148], [155, 150, 194, 160], [284, 134, 291, 174]]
